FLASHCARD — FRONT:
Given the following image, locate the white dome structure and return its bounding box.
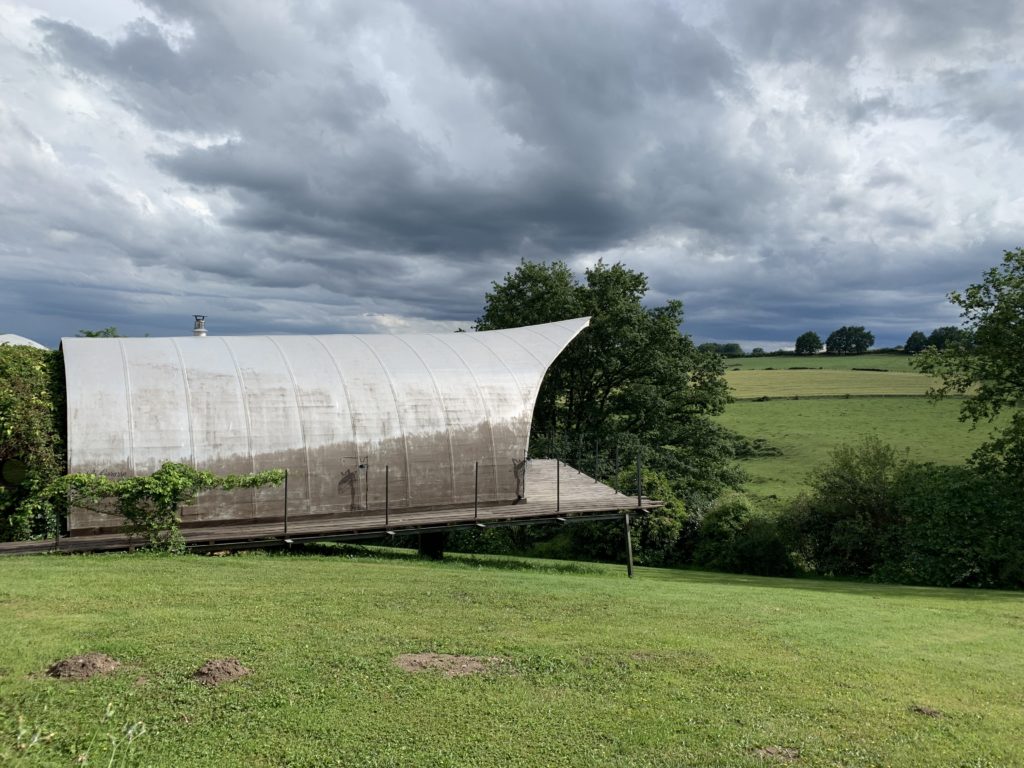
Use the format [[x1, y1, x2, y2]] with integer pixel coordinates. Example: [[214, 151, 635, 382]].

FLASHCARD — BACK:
[[61, 318, 590, 533], [0, 334, 48, 350]]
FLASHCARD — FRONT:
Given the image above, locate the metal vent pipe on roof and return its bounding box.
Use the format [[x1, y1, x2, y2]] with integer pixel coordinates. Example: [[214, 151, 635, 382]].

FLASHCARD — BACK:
[[193, 315, 207, 337]]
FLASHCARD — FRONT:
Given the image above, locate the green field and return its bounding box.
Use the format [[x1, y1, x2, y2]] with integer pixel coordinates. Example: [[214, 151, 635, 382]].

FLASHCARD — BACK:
[[725, 354, 915, 371], [719, 356, 992, 499], [2, 551, 1022, 767], [719, 398, 999, 499], [726, 369, 936, 399]]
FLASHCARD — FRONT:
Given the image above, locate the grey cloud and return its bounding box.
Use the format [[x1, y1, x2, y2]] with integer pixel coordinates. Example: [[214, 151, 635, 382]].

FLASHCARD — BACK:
[[3, 0, 1023, 349]]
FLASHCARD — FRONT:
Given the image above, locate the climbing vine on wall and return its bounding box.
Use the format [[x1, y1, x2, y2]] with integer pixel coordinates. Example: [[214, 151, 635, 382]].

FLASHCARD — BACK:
[[49, 463, 287, 552]]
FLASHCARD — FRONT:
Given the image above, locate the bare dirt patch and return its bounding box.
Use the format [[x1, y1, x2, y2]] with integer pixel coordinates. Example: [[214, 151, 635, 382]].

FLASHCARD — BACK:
[[394, 653, 503, 677], [193, 658, 250, 686], [46, 653, 121, 680], [754, 746, 800, 762], [911, 704, 943, 718]]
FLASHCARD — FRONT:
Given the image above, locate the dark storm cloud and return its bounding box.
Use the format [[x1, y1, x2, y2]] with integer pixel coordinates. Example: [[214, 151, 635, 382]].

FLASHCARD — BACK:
[[2, 0, 1022, 348], [35, 0, 752, 261]]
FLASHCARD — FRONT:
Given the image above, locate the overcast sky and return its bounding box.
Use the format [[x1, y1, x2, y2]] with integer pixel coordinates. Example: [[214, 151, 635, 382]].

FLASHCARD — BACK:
[[2, 0, 1022, 350]]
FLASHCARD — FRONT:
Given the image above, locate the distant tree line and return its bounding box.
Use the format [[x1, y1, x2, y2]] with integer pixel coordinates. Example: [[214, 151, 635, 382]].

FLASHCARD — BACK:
[[687, 324, 979, 360], [903, 326, 972, 354]]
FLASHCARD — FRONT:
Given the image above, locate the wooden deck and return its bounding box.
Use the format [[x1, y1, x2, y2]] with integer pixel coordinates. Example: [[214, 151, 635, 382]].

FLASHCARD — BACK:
[[0, 460, 661, 555]]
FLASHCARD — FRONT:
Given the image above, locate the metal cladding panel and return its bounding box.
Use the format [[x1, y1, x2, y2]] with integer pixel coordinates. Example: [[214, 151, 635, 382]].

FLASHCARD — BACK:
[[63, 340, 132, 530], [119, 339, 192, 472], [61, 317, 590, 532]]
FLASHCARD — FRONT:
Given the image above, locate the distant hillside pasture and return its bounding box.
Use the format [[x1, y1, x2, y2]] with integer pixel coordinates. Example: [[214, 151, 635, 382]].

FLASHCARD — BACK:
[[727, 369, 938, 399], [719, 398, 1004, 499], [1, 552, 1022, 767], [726, 353, 915, 371]]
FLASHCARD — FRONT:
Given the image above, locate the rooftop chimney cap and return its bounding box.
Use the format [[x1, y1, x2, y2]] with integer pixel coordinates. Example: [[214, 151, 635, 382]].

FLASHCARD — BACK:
[[193, 315, 207, 337]]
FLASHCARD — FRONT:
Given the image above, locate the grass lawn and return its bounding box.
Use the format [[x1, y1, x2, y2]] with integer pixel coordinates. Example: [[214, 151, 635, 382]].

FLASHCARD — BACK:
[[1, 550, 1022, 767], [725, 354, 915, 372], [726, 369, 937, 399], [718, 398, 1001, 499]]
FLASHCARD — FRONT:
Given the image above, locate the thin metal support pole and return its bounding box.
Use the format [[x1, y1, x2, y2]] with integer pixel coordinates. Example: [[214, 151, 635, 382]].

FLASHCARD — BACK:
[[594, 438, 599, 482], [385, 465, 390, 528], [474, 461, 479, 521], [523, 449, 528, 498], [624, 512, 634, 578], [577, 434, 583, 473], [556, 458, 561, 513], [283, 468, 289, 536]]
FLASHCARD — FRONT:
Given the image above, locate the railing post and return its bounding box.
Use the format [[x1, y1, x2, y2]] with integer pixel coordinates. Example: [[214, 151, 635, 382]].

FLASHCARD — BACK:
[[385, 464, 389, 529], [474, 461, 479, 521], [624, 512, 634, 578], [283, 468, 289, 536], [523, 449, 528, 498]]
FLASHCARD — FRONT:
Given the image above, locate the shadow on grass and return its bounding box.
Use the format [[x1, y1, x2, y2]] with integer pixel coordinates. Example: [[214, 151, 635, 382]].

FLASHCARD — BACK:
[[237, 543, 1018, 599], [268, 541, 604, 576]]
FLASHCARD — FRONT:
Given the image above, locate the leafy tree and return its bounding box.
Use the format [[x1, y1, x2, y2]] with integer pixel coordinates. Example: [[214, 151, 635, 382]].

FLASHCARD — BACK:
[[0, 346, 65, 540], [926, 325, 971, 350], [904, 330, 928, 354], [693, 492, 793, 576], [781, 437, 1024, 587], [698, 342, 745, 357], [77, 327, 121, 338], [783, 437, 908, 577], [794, 331, 822, 356], [825, 325, 874, 355], [750, 347, 766, 357], [477, 259, 739, 500], [913, 248, 1024, 475]]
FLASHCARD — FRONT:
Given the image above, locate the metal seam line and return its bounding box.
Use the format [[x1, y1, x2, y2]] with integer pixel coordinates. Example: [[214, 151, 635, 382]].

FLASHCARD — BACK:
[[117, 340, 136, 477], [465, 329, 541, 473], [350, 334, 414, 505], [394, 334, 459, 504], [433, 334, 502, 502], [59, 341, 73, 476], [169, 338, 199, 515], [311, 336, 361, 513], [267, 337, 313, 514], [220, 337, 258, 511]]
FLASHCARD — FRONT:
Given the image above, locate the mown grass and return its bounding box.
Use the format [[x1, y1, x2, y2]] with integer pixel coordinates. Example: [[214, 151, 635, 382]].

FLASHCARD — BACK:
[[1, 551, 1022, 767], [726, 354, 915, 372], [726, 369, 936, 399], [719, 398, 1001, 499]]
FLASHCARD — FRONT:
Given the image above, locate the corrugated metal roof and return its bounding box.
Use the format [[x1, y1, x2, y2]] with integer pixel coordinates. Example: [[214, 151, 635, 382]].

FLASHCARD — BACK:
[[61, 318, 589, 531]]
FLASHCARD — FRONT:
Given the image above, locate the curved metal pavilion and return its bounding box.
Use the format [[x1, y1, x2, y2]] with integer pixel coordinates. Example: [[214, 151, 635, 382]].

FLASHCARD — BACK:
[[61, 318, 590, 533]]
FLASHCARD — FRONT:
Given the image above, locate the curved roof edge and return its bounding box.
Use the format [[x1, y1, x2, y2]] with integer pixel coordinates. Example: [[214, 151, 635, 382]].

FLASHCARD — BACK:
[[0, 334, 48, 350]]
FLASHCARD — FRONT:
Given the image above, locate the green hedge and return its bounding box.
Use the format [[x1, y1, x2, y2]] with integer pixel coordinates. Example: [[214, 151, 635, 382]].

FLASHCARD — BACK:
[[0, 346, 65, 540]]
